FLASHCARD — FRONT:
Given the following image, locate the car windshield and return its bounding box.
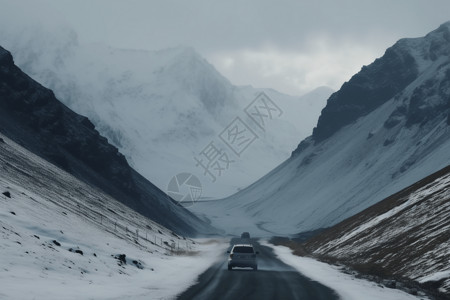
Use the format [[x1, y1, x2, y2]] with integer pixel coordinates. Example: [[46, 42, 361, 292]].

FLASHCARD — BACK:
[[233, 246, 254, 253]]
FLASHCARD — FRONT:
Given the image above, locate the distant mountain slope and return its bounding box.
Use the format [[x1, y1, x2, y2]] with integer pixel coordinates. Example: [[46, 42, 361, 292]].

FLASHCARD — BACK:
[[0, 21, 332, 198], [302, 165, 450, 298], [0, 46, 212, 236], [190, 21, 450, 235]]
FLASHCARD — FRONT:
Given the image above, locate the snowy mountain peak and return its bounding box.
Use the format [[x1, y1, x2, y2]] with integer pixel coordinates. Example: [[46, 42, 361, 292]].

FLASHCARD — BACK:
[[311, 21, 450, 145], [311, 44, 418, 144], [396, 21, 450, 67], [165, 46, 206, 64], [161, 46, 236, 114]]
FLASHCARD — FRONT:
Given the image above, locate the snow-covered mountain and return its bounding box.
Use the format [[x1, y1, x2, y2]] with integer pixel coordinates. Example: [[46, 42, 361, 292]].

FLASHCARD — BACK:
[[190, 21, 450, 235], [302, 165, 450, 298], [0, 45, 212, 236], [0, 20, 332, 198]]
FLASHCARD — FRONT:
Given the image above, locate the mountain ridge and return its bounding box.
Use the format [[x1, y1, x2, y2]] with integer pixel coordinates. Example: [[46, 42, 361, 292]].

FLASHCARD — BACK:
[[308, 20, 450, 146]]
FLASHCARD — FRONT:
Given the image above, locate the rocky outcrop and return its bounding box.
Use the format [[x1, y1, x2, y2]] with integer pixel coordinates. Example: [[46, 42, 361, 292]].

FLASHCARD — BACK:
[[310, 21, 450, 145], [0, 47, 134, 192], [311, 47, 418, 143]]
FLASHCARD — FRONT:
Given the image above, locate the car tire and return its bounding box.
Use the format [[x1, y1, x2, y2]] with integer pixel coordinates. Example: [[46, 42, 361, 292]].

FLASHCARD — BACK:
[[253, 266, 258, 271], [228, 265, 232, 271]]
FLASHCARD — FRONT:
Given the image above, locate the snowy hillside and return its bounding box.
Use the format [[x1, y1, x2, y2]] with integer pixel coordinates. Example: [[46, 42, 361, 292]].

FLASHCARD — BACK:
[[302, 165, 450, 298], [0, 45, 211, 236], [0, 20, 332, 198], [189, 21, 450, 235], [0, 133, 228, 300]]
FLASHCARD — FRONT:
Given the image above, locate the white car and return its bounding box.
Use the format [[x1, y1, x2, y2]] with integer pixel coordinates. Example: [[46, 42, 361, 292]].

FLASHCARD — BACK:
[[227, 244, 258, 271]]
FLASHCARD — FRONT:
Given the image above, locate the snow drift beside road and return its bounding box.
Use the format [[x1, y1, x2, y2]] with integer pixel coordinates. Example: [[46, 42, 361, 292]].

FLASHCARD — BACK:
[[265, 242, 423, 300]]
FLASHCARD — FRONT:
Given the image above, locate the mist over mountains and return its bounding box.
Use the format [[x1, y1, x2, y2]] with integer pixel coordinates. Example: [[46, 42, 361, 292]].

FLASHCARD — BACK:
[[0, 21, 332, 198]]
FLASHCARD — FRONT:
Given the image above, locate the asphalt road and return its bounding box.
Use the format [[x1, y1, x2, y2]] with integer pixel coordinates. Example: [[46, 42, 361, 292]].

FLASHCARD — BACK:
[[177, 238, 339, 300]]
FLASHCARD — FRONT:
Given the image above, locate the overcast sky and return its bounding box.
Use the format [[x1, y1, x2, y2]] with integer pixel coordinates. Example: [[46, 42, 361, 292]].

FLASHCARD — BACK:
[[2, 0, 450, 95]]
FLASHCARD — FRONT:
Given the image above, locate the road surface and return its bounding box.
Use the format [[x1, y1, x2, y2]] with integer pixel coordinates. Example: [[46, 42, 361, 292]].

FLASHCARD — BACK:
[[177, 238, 339, 300]]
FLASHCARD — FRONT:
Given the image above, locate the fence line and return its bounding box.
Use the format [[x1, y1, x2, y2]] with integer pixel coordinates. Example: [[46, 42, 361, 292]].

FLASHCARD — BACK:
[[75, 202, 195, 255]]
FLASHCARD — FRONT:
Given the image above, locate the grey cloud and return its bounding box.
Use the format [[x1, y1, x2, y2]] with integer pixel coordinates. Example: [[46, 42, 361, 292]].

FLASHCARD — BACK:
[[1, 0, 450, 94]]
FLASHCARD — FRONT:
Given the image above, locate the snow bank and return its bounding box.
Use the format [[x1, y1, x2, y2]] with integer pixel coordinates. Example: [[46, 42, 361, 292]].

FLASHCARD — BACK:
[[264, 242, 424, 300], [418, 270, 450, 284]]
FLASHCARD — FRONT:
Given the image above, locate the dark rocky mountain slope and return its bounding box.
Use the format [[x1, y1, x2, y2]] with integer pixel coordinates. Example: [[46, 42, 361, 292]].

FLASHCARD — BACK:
[[308, 21, 450, 145], [0, 46, 212, 236]]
